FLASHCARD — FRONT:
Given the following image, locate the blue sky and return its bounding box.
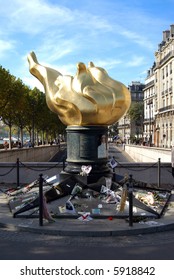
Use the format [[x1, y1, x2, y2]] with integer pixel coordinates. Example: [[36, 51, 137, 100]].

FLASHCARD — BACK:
[[0, 0, 174, 91]]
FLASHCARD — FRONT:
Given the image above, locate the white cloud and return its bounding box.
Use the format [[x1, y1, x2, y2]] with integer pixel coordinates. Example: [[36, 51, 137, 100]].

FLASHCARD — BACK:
[[0, 0, 112, 36], [120, 30, 155, 50], [36, 36, 79, 63], [92, 59, 122, 70], [0, 0, 173, 88], [0, 39, 16, 58], [127, 56, 146, 67]]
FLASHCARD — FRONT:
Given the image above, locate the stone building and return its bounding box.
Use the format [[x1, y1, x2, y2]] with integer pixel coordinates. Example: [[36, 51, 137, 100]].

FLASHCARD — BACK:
[[144, 24, 174, 148], [143, 66, 155, 145], [117, 81, 145, 143]]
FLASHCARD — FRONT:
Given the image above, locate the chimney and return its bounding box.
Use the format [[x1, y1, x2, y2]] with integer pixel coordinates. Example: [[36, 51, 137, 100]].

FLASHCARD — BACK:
[[163, 30, 170, 41], [170, 24, 174, 37]]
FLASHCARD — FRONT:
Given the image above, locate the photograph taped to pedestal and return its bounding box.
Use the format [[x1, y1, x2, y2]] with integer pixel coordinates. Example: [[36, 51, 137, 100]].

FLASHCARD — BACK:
[[98, 134, 108, 158]]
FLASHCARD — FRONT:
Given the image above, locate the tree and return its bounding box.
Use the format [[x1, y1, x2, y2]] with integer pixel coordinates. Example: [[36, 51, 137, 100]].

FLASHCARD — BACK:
[[127, 102, 144, 123], [108, 123, 118, 140], [13, 81, 31, 147], [24, 87, 43, 146], [0, 66, 15, 112], [127, 102, 144, 143], [1, 75, 22, 148], [0, 65, 66, 147]]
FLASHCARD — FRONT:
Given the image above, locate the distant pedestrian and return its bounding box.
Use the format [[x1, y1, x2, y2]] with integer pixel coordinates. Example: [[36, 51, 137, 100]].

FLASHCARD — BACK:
[[18, 142, 21, 148], [57, 138, 60, 148], [28, 140, 32, 148], [3, 141, 8, 150]]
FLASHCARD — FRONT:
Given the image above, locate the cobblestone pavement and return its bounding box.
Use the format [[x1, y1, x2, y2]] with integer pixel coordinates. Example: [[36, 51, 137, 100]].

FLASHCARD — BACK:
[[0, 226, 174, 248]]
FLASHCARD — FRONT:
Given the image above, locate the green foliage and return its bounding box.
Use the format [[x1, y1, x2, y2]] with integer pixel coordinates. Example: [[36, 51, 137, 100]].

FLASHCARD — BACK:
[[108, 123, 118, 136], [127, 102, 144, 122], [0, 65, 66, 147], [0, 66, 16, 111]]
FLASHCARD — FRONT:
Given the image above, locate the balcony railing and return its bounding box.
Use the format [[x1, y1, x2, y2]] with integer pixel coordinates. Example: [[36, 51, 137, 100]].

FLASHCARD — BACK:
[[155, 50, 174, 68], [159, 50, 174, 65], [144, 80, 154, 89], [158, 104, 174, 113], [147, 99, 153, 105]]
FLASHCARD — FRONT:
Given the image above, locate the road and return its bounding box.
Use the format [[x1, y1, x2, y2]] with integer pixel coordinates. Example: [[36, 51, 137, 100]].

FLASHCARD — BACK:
[[49, 143, 67, 162], [108, 143, 134, 163], [0, 226, 174, 260]]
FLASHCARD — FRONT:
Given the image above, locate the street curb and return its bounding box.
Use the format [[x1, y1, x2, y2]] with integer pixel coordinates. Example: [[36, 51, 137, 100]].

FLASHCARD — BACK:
[[1, 220, 174, 237]]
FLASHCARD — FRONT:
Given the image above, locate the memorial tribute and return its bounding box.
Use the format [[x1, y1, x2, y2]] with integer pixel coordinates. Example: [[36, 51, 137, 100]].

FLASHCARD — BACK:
[[27, 52, 131, 182]]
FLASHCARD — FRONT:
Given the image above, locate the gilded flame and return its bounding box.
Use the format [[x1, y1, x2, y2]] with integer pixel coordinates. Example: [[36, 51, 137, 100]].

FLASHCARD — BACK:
[[27, 51, 131, 126]]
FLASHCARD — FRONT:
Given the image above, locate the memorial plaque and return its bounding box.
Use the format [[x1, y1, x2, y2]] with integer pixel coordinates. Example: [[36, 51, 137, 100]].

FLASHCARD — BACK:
[[80, 134, 96, 158]]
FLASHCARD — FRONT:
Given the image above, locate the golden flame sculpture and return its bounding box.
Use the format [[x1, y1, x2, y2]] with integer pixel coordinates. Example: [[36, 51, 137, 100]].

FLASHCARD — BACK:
[[27, 51, 131, 126]]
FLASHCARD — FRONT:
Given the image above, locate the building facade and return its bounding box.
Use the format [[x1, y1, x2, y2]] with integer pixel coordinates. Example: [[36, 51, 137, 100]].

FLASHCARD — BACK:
[[143, 66, 155, 145], [144, 24, 174, 148], [117, 81, 145, 143]]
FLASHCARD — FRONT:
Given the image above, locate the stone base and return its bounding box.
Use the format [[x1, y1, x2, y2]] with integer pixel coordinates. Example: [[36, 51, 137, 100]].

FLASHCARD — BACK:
[[60, 171, 113, 186], [64, 161, 110, 175], [64, 125, 111, 177]]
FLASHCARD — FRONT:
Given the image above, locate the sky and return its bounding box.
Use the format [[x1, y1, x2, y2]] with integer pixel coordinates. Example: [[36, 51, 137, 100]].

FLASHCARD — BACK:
[[0, 0, 174, 91]]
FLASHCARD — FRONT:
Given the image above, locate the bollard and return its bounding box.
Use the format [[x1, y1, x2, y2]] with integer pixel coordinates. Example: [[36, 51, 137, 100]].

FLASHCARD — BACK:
[[172, 167, 174, 178], [39, 174, 43, 226], [16, 158, 20, 188], [158, 158, 161, 189], [128, 174, 133, 227], [113, 168, 116, 182]]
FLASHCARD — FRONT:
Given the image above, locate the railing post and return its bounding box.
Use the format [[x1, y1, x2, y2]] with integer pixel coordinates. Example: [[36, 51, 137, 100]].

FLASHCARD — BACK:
[[128, 174, 133, 227], [16, 158, 20, 188], [158, 158, 161, 189], [63, 157, 65, 171], [39, 174, 43, 226]]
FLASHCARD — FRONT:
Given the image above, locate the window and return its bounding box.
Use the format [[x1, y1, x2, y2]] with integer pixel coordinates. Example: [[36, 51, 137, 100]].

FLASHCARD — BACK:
[[155, 72, 157, 82], [163, 99, 165, 107], [170, 62, 172, 74]]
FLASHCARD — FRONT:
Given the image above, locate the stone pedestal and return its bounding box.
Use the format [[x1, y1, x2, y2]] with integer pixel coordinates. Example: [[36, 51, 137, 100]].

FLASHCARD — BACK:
[[63, 125, 111, 182]]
